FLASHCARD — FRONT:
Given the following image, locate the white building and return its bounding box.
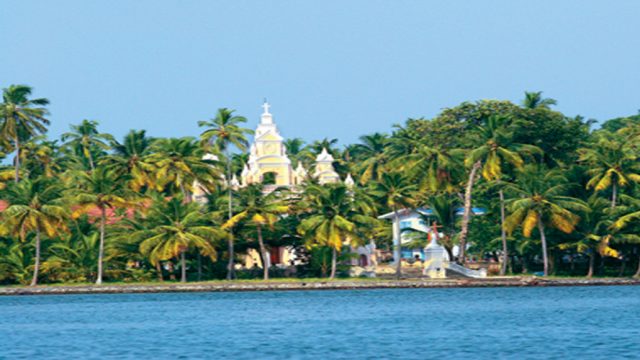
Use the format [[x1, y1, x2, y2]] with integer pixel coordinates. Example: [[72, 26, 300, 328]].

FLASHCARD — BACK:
[[378, 207, 486, 263]]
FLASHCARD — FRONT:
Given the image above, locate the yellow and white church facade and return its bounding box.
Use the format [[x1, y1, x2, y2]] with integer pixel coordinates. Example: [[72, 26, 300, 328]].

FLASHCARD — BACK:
[[239, 102, 346, 190], [196, 102, 373, 272], [239, 102, 360, 269]]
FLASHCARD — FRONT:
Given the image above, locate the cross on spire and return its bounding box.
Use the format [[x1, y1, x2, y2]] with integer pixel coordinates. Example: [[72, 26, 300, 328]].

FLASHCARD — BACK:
[[262, 100, 271, 114]]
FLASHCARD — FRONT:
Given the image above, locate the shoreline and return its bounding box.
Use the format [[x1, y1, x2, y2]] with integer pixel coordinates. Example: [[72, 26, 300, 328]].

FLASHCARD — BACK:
[[2, 277, 639, 296]]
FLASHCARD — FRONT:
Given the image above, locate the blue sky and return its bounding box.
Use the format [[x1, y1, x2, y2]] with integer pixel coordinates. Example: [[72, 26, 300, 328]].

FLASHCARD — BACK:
[[1, 1, 639, 146]]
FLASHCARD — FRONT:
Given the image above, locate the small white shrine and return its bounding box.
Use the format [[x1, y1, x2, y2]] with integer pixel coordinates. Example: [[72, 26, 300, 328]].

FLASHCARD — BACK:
[[423, 232, 449, 278]]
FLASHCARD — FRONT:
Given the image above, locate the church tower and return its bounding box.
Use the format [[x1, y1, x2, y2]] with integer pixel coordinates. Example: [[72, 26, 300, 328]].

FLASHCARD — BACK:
[[314, 148, 341, 184], [242, 102, 298, 188]]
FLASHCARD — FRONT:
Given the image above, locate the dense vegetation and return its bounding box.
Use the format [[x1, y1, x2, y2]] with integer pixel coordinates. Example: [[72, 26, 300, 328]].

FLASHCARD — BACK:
[[1, 84, 639, 285]]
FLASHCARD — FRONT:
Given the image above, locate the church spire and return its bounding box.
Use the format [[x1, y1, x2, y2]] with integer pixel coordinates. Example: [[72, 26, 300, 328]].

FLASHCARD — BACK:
[[260, 100, 273, 125]]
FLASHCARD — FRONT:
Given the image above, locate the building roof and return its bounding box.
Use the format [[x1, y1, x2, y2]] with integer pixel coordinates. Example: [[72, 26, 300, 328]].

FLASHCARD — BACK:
[[0, 200, 141, 225], [315, 148, 334, 162], [378, 207, 487, 220]]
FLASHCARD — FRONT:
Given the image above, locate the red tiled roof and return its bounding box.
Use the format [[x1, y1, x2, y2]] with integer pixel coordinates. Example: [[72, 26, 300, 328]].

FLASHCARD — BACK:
[[81, 206, 137, 225], [0, 200, 143, 225]]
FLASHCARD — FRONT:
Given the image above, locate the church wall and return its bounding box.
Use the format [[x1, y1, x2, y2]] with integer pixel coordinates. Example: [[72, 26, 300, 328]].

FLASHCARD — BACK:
[[256, 165, 292, 186]]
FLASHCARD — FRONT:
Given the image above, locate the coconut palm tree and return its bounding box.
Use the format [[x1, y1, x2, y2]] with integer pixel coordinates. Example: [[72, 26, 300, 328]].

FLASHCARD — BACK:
[[101, 129, 156, 192], [459, 115, 541, 266], [148, 137, 221, 200], [61, 119, 113, 171], [308, 138, 339, 157], [521, 91, 557, 109], [284, 138, 313, 168], [67, 167, 136, 284], [397, 144, 463, 195], [0, 178, 68, 285], [134, 196, 225, 282], [231, 152, 250, 177], [504, 165, 588, 276], [0, 85, 50, 182], [19, 137, 62, 179], [559, 196, 640, 278], [351, 133, 390, 184], [199, 108, 252, 280], [223, 184, 288, 280], [611, 195, 640, 277], [0, 242, 35, 285], [47, 217, 100, 283], [385, 124, 423, 161], [369, 172, 417, 279], [298, 183, 376, 279], [579, 129, 640, 208]]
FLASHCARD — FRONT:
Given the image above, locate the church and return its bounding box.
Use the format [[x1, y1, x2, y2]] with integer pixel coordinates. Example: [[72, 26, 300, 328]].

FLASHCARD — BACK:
[[227, 102, 370, 270], [240, 102, 345, 191]]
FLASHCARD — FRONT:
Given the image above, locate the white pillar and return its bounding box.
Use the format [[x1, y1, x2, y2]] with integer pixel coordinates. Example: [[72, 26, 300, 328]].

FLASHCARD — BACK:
[[393, 218, 401, 264]]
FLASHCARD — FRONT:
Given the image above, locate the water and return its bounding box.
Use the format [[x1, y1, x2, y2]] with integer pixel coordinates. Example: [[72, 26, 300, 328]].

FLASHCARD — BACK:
[[1, 286, 639, 359]]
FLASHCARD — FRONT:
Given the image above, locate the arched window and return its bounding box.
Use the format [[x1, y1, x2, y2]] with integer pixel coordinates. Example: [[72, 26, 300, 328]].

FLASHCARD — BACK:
[[262, 171, 277, 185]]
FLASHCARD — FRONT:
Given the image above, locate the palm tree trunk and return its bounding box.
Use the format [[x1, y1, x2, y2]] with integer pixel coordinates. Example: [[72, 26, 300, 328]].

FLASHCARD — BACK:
[[587, 252, 594, 278], [226, 234, 235, 280], [96, 207, 106, 284], [88, 149, 95, 171], [30, 227, 41, 286], [611, 183, 617, 209], [634, 252, 640, 278], [459, 161, 481, 264], [499, 189, 508, 275], [393, 208, 402, 279], [197, 253, 202, 281], [256, 224, 269, 280], [330, 247, 337, 279], [14, 135, 20, 183], [180, 251, 187, 282], [321, 254, 328, 278], [444, 242, 454, 262], [226, 149, 235, 280], [155, 262, 164, 282], [537, 220, 549, 276]]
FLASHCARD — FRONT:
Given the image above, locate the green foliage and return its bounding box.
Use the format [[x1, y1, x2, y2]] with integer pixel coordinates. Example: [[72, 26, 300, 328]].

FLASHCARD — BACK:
[[600, 114, 640, 132], [61, 119, 113, 171], [579, 129, 640, 206], [0, 240, 35, 285], [136, 196, 225, 266], [298, 183, 378, 278], [199, 108, 252, 154], [101, 129, 156, 192], [1, 82, 639, 284], [521, 91, 557, 110], [0, 84, 50, 182]]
